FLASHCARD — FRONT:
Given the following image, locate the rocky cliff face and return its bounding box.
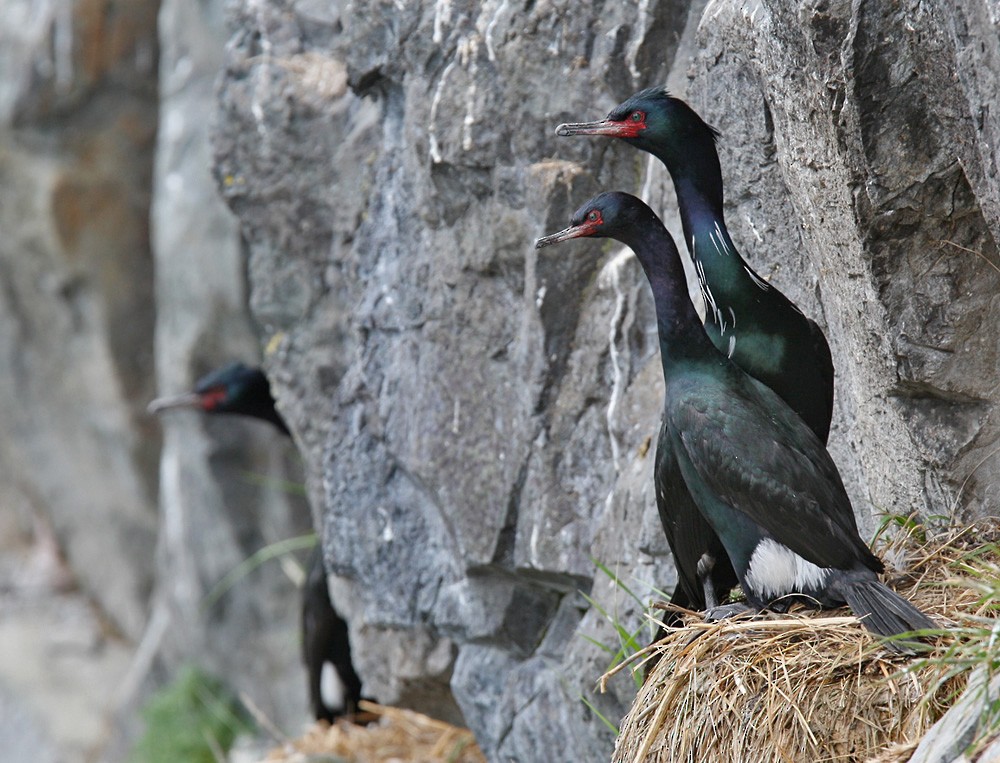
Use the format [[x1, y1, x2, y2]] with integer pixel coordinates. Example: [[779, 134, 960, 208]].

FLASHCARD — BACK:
[[144, 0, 314, 736], [0, 1, 317, 758], [214, 0, 1000, 759], [0, 2, 162, 757], [1, 0, 996, 760], [0, 0, 161, 647]]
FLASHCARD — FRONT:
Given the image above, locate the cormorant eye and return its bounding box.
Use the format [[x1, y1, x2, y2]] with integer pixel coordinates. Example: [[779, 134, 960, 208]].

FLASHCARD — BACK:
[[588, 211, 599, 222], [630, 111, 644, 122]]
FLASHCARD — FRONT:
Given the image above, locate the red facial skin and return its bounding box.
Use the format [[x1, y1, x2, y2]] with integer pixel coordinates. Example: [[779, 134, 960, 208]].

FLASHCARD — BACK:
[[534, 210, 605, 249], [555, 111, 646, 139], [199, 387, 228, 411]]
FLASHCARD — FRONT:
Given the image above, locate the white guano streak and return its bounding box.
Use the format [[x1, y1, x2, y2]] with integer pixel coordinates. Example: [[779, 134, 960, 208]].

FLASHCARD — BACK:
[[625, 0, 651, 82], [460, 37, 478, 151], [433, 0, 452, 43], [428, 58, 457, 164], [600, 154, 658, 474], [483, 0, 510, 63], [429, 35, 481, 162]]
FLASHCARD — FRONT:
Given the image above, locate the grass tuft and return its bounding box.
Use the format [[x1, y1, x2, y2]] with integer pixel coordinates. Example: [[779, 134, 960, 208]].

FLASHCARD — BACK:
[[610, 520, 1000, 762], [131, 665, 253, 763]]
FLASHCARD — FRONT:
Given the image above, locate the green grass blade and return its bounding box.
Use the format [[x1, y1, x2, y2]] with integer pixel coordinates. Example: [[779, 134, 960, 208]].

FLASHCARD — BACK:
[[238, 470, 307, 496], [580, 694, 620, 736], [202, 533, 318, 611]]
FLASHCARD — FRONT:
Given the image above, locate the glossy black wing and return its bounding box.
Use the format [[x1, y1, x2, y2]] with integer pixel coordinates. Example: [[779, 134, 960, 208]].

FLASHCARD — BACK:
[[303, 548, 363, 720], [667, 371, 880, 573], [805, 314, 835, 445], [654, 418, 737, 608]]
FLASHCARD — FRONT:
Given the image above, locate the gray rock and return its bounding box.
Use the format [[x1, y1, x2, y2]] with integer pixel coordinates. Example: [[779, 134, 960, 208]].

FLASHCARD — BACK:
[[1, 0, 996, 759], [907, 668, 1000, 763], [134, 0, 315, 738], [206, 0, 1000, 760], [0, 0, 160, 644], [0, 683, 59, 763]]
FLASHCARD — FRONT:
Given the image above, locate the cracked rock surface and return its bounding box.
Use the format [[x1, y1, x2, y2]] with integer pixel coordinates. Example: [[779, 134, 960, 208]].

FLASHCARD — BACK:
[[213, 0, 1000, 758]]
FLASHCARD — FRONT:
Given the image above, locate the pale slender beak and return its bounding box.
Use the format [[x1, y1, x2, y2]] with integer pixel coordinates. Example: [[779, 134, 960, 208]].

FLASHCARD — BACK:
[[147, 392, 202, 415], [555, 119, 634, 138], [534, 224, 590, 249]]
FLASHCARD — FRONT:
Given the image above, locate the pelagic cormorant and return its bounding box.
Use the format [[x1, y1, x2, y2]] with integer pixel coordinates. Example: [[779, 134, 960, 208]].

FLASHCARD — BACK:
[[301, 546, 365, 723], [148, 363, 366, 721], [536, 193, 935, 645], [556, 88, 834, 445], [556, 89, 843, 621], [148, 362, 290, 434]]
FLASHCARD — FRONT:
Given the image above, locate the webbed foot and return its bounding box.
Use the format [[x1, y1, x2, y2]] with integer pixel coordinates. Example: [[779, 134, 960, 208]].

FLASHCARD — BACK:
[[704, 602, 754, 622]]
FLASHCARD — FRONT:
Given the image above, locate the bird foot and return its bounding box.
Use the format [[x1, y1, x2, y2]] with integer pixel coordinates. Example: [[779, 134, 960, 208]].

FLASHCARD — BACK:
[[697, 553, 718, 610], [704, 602, 754, 622]]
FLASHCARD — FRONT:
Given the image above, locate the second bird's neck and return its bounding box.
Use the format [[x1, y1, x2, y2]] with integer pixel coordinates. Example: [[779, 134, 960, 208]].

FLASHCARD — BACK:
[[672, 175, 731, 258], [623, 216, 721, 370], [671, 175, 771, 310]]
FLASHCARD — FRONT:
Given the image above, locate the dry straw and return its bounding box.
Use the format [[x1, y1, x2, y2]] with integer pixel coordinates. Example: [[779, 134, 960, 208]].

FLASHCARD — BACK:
[[261, 701, 486, 763], [608, 521, 1000, 763]]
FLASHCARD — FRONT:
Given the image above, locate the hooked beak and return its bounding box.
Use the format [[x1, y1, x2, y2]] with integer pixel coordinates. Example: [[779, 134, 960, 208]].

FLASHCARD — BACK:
[[555, 119, 639, 138], [534, 222, 594, 249], [147, 392, 202, 415]]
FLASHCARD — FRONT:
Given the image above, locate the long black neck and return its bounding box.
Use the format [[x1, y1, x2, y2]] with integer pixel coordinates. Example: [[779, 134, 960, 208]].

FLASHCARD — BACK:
[[654, 141, 760, 296], [617, 207, 719, 370], [649, 136, 726, 255], [256, 405, 291, 436], [237, 373, 291, 436], [675, 175, 725, 252]]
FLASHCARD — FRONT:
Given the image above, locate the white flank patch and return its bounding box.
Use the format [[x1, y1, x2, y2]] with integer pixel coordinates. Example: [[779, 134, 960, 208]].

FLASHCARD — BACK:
[[744, 538, 828, 599], [321, 661, 347, 713]]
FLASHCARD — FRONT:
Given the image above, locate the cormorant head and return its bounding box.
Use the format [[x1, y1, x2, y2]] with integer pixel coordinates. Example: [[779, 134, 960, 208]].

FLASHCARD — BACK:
[[192, 362, 264, 414], [534, 191, 653, 249], [556, 87, 720, 168], [147, 362, 268, 416]]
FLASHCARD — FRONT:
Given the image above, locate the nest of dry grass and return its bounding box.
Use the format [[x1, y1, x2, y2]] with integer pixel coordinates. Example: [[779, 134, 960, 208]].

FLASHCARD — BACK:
[[609, 521, 1000, 763], [261, 701, 486, 763]]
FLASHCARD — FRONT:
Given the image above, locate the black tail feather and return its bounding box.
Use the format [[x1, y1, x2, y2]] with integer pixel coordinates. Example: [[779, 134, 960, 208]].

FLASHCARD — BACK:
[[842, 579, 936, 651]]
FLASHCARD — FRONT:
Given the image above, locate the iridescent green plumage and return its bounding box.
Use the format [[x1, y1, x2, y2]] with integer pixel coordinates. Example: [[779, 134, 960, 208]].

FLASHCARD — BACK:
[[558, 88, 834, 445], [537, 193, 934, 645]]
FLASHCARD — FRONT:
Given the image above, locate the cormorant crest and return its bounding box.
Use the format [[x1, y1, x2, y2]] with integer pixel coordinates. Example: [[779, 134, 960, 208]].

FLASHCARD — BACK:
[[608, 86, 721, 144]]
